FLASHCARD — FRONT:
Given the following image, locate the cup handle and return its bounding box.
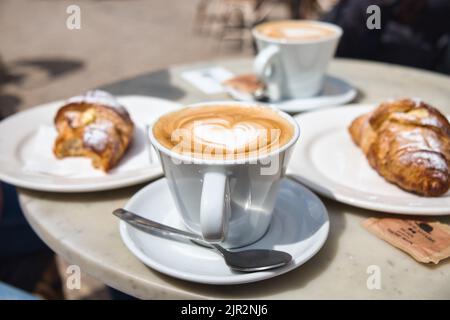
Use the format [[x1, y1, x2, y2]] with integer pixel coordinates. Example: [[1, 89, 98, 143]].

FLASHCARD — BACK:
[[254, 45, 281, 100], [200, 171, 230, 242]]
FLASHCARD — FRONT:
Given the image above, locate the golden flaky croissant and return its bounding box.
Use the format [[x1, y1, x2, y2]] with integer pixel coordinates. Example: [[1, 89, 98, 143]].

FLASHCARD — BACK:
[[349, 98, 450, 197], [53, 90, 134, 171]]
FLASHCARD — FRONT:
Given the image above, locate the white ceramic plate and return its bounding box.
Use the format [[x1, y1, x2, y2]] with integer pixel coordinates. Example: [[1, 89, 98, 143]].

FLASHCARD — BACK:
[[0, 96, 181, 192], [119, 177, 329, 285], [224, 75, 357, 113], [288, 104, 450, 215]]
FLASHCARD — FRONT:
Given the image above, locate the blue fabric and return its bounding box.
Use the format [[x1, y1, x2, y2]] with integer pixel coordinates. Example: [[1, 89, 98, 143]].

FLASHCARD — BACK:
[[108, 287, 138, 300], [0, 282, 39, 300], [0, 182, 50, 258]]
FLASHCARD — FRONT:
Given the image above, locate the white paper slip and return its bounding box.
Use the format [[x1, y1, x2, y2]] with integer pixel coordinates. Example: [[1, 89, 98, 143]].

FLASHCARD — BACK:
[[181, 67, 234, 94]]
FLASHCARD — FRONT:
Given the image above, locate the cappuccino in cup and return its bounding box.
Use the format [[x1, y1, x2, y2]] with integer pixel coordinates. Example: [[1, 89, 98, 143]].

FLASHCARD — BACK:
[[149, 102, 300, 248], [252, 20, 342, 100]]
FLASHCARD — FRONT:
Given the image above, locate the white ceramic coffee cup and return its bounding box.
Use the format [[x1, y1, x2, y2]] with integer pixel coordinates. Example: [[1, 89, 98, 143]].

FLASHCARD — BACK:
[[252, 20, 342, 101], [149, 101, 300, 248]]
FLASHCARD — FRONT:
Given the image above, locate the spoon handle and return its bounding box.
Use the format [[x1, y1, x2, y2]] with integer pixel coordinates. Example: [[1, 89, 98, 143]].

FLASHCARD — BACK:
[[113, 208, 205, 242]]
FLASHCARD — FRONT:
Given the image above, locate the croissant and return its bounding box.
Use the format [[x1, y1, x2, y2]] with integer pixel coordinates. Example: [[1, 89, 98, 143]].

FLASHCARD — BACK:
[[53, 91, 134, 171], [349, 98, 450, 197]]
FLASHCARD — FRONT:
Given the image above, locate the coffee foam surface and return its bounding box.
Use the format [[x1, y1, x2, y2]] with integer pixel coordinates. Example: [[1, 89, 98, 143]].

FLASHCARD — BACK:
[[152, 105, 294, 160], [256, 20, 336, 41]]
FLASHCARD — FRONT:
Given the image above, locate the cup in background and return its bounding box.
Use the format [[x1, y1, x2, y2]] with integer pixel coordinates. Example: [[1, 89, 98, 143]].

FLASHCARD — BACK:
[[252, 20, 342, 101]]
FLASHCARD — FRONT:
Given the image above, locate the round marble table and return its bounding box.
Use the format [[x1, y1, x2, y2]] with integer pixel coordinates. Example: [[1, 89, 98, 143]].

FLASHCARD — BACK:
[[18, 58, 450, 299]]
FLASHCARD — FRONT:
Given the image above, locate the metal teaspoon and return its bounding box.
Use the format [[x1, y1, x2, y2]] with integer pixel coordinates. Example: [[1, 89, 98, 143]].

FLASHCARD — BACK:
[[113, 208, 292, 272]]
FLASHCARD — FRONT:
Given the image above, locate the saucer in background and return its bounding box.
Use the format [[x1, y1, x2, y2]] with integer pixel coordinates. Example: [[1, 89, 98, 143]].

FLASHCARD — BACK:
[[224, 74, 357, 113]]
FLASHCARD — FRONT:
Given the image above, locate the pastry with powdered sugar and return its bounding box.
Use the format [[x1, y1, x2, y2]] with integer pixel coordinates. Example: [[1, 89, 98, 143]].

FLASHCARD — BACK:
[[53, 90, 134, 171], [349, 98, 450, 197]]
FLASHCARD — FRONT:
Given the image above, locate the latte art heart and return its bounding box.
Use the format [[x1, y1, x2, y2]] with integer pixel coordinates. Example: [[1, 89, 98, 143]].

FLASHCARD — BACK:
[[152, 105, 294, 160], [191, 119, 278, 152]]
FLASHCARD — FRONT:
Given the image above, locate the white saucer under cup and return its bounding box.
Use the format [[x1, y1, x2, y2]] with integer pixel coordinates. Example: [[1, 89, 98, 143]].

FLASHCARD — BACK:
[[119, 177, 329, 285], [224, 75, 357, 113]]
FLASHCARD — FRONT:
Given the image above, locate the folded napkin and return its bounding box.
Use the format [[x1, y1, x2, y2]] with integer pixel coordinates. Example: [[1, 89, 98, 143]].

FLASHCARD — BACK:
[[22, 125, 158, 178]]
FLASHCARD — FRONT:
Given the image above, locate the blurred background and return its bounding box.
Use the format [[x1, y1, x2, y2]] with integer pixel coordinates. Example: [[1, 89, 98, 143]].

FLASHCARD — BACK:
[[0, 0, 449, 299]]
